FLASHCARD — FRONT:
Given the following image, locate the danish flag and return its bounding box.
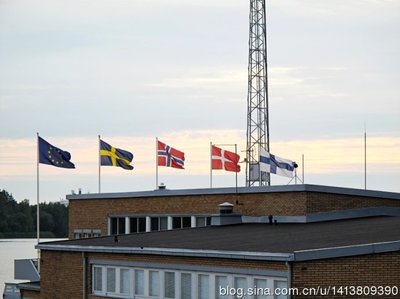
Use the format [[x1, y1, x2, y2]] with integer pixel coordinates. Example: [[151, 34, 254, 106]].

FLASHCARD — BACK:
[[211, 145, 240, 172], [157, 140, 185, 169]]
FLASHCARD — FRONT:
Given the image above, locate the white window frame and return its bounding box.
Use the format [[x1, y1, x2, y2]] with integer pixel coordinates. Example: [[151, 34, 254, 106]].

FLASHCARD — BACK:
[[91, 264, 288, 299]]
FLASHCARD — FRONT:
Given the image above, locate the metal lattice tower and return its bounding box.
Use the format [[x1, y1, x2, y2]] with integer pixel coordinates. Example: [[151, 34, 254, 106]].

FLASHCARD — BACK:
[[246, 0, 270, 186]]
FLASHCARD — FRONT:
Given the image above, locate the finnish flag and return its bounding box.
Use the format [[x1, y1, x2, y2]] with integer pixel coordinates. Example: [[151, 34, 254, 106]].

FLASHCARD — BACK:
[[259, 148, 295, 178]]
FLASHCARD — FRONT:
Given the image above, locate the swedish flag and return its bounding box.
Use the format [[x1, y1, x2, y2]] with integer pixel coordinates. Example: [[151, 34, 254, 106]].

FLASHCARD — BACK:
[[100, 140, 133, 170]]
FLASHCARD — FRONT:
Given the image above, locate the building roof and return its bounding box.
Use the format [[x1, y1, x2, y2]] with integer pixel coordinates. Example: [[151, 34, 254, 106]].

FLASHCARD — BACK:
[[66, 184, 400, 201], [38, 216, 400, 262]]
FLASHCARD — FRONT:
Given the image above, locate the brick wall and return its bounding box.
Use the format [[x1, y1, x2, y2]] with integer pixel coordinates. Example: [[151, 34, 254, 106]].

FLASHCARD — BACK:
[[39, 251, 83, 299], [68, 192, 308, 238], [306, 192, 400, 214], [68, 191, 400, 239], [20, 289, 40, 299], [39, 249, 287, 299], [292, 251, 400, 299], [38, 249, 400, 299]]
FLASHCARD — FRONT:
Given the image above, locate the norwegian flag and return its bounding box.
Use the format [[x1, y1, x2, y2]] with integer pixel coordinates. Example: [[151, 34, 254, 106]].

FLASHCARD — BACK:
[[211, 145, 240, 172], [157, 140, 185, 169]]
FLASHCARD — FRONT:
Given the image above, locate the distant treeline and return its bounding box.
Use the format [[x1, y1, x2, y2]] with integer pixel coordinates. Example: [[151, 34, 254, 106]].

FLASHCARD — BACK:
[[0, 189, 68, 238]]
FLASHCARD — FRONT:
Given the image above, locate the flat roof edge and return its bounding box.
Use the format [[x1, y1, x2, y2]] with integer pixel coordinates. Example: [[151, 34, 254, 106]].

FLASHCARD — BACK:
[[66, 184, 400, 201], [294, 240, 400, 261], [36, 244, 294, 262], [37, 240, 400, 262]]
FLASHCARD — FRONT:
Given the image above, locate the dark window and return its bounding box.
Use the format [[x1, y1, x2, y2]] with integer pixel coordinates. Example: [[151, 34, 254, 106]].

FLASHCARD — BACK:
[[130, 217, 147, 233], [110, 217, 125, 235], [130, 217, 138, 233], [111, 217, 118, 235], [118, 217, 126, 234], [172, 217, 191, 229], [172, 217, 182, 229], [182, 217, 191, 228], [151, 217, 159, 231], [138, 217, 146, 232], [206, 217, 211, 226]]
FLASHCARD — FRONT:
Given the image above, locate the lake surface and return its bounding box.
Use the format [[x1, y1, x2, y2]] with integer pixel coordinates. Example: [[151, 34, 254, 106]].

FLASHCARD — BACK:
[[0, 238, 64, 292]]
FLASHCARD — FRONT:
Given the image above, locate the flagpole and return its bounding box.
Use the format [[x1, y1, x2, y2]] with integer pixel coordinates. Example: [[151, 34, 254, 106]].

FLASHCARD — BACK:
[[156, 137, 159, 189], [302, 154, 305, 184], [36, 132, 40, 272], [235, 144, 238, 193], [98, 135, 101, 193], [364, 124, 367, 190], [210, 142, 212, 188]]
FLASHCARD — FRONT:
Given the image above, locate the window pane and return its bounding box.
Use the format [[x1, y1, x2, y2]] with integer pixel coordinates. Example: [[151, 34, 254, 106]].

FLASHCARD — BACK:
[[215, 276, 228, 299], [134, 270, 144, 295], [118, 217, 126, 234], [149, 271, 160, 296], [234, 277, 247, 299], [111, 218, 118, 235], [138, 217, 146, 232], [160, 217, 168, 230], [182, 217, 191, 228], [172, 217, 181, 229], [106, 268, 116, 292], [196, 217, 205, 227], [151, 217, 159, 231], [198, 274, 209, 299], [93, 267, 103, 292], [275, 280, 288, 299], [254, 279, 267, 299], [164, 272, 175, 298], [181, 273, 192, 299], [120, 269, 130, 295], [130, 217, 138, 233]]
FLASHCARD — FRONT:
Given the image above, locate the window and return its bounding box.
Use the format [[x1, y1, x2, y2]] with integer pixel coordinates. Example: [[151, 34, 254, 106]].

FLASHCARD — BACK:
[[275, 280, 288, 299], [149, 270, 160, 296], [110, 217, 125, 235], [93, 266, 103, 292], [160, 217, 168, 230], [254, 279, 268, 299], [92, 264, 287, 299], [164, 272, 175, 298], [198, 274, 209, 299], [130, 217, 146, 233], [180, 273, 192, 299], [120, 269, 130, 295], [151, 217, 159, 231], [172, 216, 191, 229], [134, 269, 144, 295], [196, 216, 212, 227], [234, 277, 248, 299], [106, 268, 116, 293], [215, 275, 228, 299]]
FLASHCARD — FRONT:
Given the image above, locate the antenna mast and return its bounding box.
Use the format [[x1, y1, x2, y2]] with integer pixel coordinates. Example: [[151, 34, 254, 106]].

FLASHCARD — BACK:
[[246, 0, 270, 186]]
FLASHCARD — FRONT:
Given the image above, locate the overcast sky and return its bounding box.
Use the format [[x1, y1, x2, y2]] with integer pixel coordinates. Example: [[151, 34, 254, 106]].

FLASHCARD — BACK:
[[1, 0, 399, 203]]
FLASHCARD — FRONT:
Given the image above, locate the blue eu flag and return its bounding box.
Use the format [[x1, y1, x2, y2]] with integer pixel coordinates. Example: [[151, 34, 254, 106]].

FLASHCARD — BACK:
[[38, 136, 75, 169]]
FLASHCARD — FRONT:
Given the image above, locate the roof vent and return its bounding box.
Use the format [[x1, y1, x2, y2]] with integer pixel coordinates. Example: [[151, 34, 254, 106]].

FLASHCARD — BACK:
[[219, 202, 234, 215], [158, 183, 166, 190]]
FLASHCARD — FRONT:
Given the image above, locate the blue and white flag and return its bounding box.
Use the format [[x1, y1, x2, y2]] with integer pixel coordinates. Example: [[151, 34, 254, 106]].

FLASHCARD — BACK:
[[259, 148, 295, 178]]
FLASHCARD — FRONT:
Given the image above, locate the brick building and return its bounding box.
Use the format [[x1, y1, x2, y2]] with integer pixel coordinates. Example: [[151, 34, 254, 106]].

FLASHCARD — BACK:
[[19, 184, 400, 298]]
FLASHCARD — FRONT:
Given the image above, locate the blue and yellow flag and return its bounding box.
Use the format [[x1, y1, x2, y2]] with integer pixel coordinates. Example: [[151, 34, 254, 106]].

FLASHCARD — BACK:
[[100, 140, 134, 170], [38, 136, 75, 169]]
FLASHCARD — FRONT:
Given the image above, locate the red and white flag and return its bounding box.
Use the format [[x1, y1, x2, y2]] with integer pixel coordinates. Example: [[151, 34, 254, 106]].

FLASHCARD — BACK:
[[157, 140, 185, 169], [211, 145, 240, 172]]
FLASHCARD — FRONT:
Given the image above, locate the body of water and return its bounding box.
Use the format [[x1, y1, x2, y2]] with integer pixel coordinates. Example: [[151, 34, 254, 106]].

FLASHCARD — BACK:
[[0, 238, 63, 292]]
